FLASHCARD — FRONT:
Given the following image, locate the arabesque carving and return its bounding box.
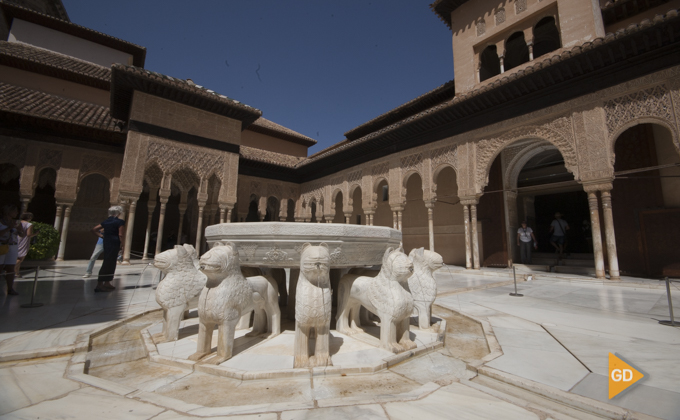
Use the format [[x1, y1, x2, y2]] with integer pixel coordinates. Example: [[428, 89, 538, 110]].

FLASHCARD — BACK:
[[604, 85, 675, 139]]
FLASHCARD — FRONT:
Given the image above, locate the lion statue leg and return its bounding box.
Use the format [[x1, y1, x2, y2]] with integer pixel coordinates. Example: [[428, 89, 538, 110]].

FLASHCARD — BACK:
[[206, 318, 238, 365], [188, 320, 214, 361], [161, 304, 187, 342], [397, 318, 417, 350], [379, 314, 403, 353], [294, 323, 310, 368], [414, 300, 432, 330], [310, 324, 333, 367]]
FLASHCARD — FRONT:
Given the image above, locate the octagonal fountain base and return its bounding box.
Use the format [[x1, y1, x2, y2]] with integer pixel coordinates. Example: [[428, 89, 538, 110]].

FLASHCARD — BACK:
[[143, 311, 445, 380]]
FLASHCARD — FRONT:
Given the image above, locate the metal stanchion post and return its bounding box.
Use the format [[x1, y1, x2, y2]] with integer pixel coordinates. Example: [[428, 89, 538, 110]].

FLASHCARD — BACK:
[[21, 266, 44, 308], [509, 266, 523, 297], [659, 277, 678, 327]]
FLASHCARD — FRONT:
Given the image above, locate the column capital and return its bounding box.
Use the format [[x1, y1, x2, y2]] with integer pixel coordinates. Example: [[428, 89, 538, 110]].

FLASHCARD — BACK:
[[460, 196, 479, 206], [389, 204, 405, 212], [424, 199, 436, 209], [582, 180, 613, 193], [55, 200, 75, 207]]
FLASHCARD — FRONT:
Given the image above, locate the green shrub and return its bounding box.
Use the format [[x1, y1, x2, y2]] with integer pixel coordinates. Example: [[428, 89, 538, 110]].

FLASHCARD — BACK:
[[27, 222, 60, 260]]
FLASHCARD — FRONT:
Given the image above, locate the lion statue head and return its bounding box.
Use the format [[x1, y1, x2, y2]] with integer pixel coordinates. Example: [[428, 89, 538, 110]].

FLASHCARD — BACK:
[[154, 244, 200, 273], [408, 248, 444, 275], [199, 242, 242, 287], [381, 245, 413, 283], [300, 242, 330, 285]]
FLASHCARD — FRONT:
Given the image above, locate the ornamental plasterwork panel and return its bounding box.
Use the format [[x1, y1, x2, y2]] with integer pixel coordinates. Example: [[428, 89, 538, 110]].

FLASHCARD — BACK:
[[474, 118, 578, 191], [146, 140, 225, 181], [371, 162, 389, 177], [172, 167, 201, 193], [347, 170, 362, 184], [38, 149, 62, 170], [80, 154, 116, 180], [401, 152, 423, 173], [430, 144, 457, 173], [0, 140, 27, 168], [144, 164, 163, 189], [515, 0, 527, 14], [604, 85, 675, 141]]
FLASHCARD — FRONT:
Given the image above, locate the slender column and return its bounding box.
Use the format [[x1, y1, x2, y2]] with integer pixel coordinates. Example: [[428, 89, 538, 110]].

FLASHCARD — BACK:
[[426, 203, 435, 252], [344, 213, 351, 224], [600, 189, 621, 280], [195, 203, 205, 250], [499, 55, 505, 73], [122, 200, 137, 264], [587, 191, 606, 279], [154, 197, 168, 257], [463, 204, 472, 269], [471, 203, 480, 269], [226, 208, 232, 223], [527, 42, 534, 61], [177, 205, 187, 245], [20, 197, 31, 214], [55, 205, 72, 261], [219, 207, 226, 224], [142, 201, 156, 261], [54, 205, 64, 232], [397, 211, 403, 231], [393, 211, 398, 229]]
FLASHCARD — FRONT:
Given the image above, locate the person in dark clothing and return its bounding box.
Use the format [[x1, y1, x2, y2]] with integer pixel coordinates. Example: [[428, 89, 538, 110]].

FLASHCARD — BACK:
[[91, 206, 125, 293]]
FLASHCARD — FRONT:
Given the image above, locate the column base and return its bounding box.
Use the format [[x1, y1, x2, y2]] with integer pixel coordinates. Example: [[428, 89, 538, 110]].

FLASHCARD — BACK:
[[55, 258, 64, 262], [121, 261, 131, 265], [607, 275, 621, 281]]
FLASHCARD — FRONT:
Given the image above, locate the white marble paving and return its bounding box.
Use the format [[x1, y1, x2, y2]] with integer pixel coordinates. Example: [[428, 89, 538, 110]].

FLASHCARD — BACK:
[[384, 382, 540, 420], [0, 387, 164, 420], [0, 359, 83, 416], [281, 404, 388, 420], [153, 411, 278, 420]]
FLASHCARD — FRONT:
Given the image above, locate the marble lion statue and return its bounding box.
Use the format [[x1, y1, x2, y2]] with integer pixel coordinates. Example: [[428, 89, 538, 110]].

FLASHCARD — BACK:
[[294, 243, 333, 368], [154, 244, 206, 342], [336, 246, 416, 353], [407, 248, 443, 329], [188, 242, 279, 365]]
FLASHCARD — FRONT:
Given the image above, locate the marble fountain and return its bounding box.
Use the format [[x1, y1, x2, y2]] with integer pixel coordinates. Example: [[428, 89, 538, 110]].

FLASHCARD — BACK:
[[72, 222, 451, 413]]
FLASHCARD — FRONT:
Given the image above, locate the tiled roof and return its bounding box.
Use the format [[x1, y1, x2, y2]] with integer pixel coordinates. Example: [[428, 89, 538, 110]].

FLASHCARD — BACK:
[[0, 2, 146, 67], [0, 41, 111, 89], [0, 81, 124, 133], [3, 0, 69, 21], [344, 79, 455, 140], [110, 64, 262, 127], [248, 117, 316, 146], [430, 0, 471, 29], [601, 0, 673, 25], [239, 145, 306, 168]]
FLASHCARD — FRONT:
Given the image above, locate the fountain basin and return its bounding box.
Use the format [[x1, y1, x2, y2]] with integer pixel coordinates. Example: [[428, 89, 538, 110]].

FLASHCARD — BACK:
[[204, 222, 402, 268]]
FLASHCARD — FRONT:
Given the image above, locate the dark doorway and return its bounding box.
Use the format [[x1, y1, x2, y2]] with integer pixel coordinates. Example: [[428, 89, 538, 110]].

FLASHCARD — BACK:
[[533, 191, 590, 254]]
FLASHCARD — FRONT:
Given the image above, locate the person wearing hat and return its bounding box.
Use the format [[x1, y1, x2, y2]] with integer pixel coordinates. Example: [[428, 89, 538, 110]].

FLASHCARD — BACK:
[[549, 212, 569, 256], [517, 221, 537, 264]]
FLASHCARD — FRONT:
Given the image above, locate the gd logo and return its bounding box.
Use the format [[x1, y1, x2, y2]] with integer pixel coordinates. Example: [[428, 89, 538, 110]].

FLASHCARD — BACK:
[[608, 353, 644, 399]]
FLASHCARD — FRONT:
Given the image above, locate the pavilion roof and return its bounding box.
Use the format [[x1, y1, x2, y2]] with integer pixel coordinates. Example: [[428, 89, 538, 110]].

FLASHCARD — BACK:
[[0, 2, 146, 67], [0, 81, 125, 147], [248, 117, 316, 147], [429, 0, 471, 29], [0, 40, 111, 89], [110, 64, 262, 128]]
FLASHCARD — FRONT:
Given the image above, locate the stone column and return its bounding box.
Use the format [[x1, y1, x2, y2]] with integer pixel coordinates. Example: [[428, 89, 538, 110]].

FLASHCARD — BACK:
[[600, 188, 621, 280], [55, 204, 72, 261], [20, 196, 31, 215], [219, 206, 226, 224], [154, 196, 169, 257], [463, 204, 472, 269], [177, 204, 187, 245], [471, 203, 480, 269], [586, 190, 606, 279], [122, 199, 138, 264], [195, 202, 205, 250], [499, 55, 505, 73], [226, 208, 232, 223], [279, 199, 288, 221], [54, 204, 64, 232], [425, 201, 435, 252], [527, 42, 534, 61], [398, 210, 403, 231], [393, 210, 398, 229], [142, 200, 156, 261], [344, 213, 352, 224]]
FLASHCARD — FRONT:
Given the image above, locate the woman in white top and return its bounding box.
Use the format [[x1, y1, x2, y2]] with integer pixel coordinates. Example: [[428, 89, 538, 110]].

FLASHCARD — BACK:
[[516, 221, 537, 264], [0, 204, 26, 295]]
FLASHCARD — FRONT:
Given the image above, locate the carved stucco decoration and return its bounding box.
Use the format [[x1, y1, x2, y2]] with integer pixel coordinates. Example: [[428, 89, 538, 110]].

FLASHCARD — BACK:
[[605, 84, 679, 159], [172, 168, 201, 194], [430, 144, 458, 179], [146, 141, 225, 181], [0, 141, 27, 168], [144, 164, 164, 189], [80, 154, 116, 181], [503, 141, 554, 189], [475, 118, 579, 192], [38, 149, 62, 170]]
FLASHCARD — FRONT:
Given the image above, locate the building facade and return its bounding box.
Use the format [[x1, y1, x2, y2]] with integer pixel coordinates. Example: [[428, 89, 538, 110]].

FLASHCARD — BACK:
[[1, 0, 679, 278]]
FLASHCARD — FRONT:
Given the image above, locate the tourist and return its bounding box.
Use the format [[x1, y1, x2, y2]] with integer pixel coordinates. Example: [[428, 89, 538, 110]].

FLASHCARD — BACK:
[[549, 212, 569, 257], [91, 206, 125, 293], [516, 221, 537, 264], [0, 204, 26, 295], [82, 228, 104, 278], [15, 212, 36, 278]]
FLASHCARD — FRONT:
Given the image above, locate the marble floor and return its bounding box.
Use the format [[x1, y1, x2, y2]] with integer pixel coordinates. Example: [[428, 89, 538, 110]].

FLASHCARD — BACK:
[[1, 259, 679, 419]]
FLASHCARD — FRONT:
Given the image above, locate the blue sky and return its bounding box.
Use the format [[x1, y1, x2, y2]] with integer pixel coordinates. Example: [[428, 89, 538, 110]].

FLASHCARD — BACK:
[[62, 1, 453, 154]]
